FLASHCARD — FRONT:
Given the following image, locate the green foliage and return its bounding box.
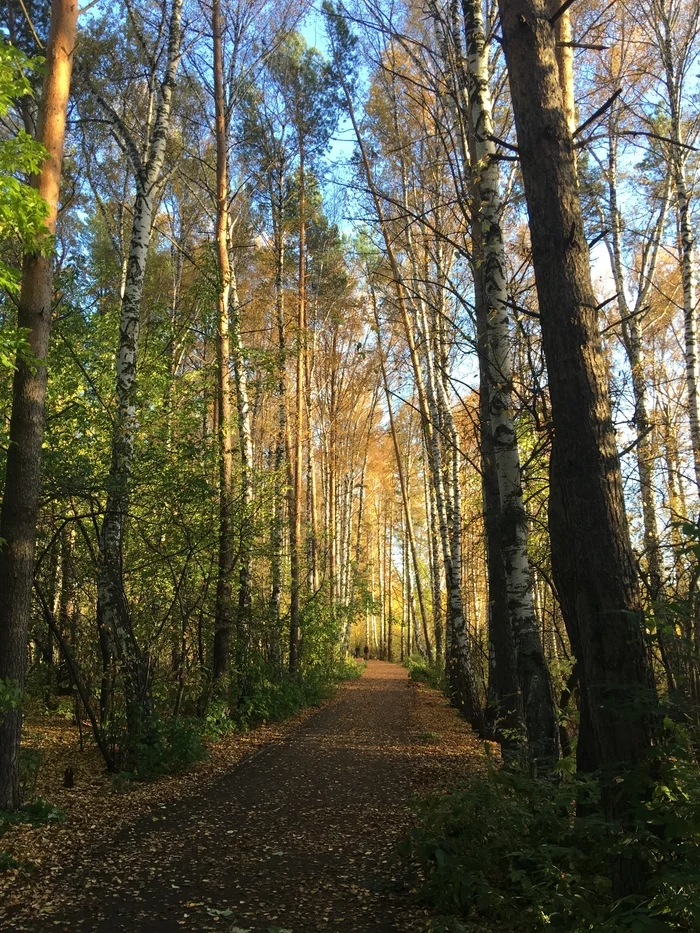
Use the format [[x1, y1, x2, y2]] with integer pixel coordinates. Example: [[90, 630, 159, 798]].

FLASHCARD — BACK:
[[0, 325, 33, 373], [0, 798, 64, 836], [233, 658, 360, 730], [405, 656, 446, 692], [118, 655, 360, 777], [408, 749, 700, 933], [0, 677, 22, 717], [202, 699, 237, 743], [18, 748, 42, 799], [131, 715, 208, 781], [0, 40, 49, 294]]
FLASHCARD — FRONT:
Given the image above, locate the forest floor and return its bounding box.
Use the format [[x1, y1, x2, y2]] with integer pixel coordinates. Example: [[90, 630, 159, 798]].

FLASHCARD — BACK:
[[0, 661, 487, 933]]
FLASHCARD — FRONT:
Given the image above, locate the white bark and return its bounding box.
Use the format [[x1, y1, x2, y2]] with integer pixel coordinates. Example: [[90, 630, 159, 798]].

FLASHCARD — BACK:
[[96, 0, 183, 724], [463, 0, 557, 769], [652, 0, 700, 488]]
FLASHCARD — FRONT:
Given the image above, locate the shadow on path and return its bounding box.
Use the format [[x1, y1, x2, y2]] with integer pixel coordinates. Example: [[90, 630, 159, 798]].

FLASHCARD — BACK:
[[6, 662, 476, 933]]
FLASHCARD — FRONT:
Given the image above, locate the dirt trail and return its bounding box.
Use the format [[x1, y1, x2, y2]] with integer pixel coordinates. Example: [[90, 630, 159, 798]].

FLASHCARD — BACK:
[[4, 662, 482, 933]]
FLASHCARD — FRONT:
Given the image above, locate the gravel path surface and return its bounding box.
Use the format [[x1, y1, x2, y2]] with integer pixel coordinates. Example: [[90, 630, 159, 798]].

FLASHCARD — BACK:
[[4, 661, 482, 933]]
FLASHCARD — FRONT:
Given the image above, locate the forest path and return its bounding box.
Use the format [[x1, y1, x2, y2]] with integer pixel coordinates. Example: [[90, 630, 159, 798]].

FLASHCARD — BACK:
[[6, 662, 483, 933]]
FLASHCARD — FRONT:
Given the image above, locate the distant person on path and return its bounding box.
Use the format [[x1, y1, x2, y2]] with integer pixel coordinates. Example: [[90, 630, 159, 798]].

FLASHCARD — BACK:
[[354, 645, 361, 659], [363, 645, 369, 663]]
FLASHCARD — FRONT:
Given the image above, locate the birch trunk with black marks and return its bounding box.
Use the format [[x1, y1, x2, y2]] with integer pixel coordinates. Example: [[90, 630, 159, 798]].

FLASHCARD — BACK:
[[230, 269, 254, 687], [425, 463, 445, 662], [463, 0, 558, 772], [344, 393, 376, 654], [289, 147, 306, 672], [96, 0, 182, 732], [0, 0, 79, 810]]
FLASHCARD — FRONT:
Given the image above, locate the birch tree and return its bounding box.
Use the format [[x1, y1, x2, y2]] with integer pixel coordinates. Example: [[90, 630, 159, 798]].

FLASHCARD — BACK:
[[86, 0, 183, 739], [460, 0, 558, 772]]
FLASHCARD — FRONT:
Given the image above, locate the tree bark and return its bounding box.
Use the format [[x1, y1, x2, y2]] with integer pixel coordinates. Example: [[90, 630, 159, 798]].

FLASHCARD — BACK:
[[289, 146, 306, 672], [498, 0, 657, 868], [0, 0, 79, 810], [96, 0, 182, 736], [463, 0, 558, 773], [212, 0, 235, 682]]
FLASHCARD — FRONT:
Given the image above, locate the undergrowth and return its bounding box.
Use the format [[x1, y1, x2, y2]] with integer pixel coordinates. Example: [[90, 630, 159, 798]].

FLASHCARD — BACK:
[[405, 656, 447, 692], [407, 739, 700, 932], [127, 657, 362, 779]]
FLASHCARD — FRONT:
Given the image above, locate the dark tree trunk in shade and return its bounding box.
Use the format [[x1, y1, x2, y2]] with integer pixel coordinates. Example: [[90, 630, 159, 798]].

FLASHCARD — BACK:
[[0, 0, 79, 811], [497, 0, 657, 891]]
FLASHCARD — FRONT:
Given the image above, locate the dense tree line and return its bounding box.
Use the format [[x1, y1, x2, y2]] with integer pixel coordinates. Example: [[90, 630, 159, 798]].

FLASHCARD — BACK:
[[2, 0, 700, 923]]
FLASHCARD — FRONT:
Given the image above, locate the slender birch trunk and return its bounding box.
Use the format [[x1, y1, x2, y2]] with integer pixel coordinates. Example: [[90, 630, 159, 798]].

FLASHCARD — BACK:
[[654, 2, 700, 488], [306, 331, 320, 593], [463, 0, 558, 772], [387, 501, 394, 661], [229, 268, 254, 689], [0, 0, 79, 809], [329, 341, 338, 616], [96, 0, 182, 736], [425, 464, 445, 661], [344, 391, 376, 653], [270, 206, 286, 643], [378, 512, 386, 659]]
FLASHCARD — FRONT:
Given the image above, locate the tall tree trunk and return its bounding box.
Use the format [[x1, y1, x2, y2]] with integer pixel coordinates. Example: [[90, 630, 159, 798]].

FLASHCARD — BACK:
[[230, 269, 254, 692], [0, 0, 79, 810], [425, 464, 444, 662], [463, 0, 558, 772], [96, 0, 182, 737], [289, 148, 306, 672], [498, 0, 657, 890], [329, 341, 338, 616], [270, 199, 286, 655], [212, 0, 235, 682], [387, 501, 393, 662], [477, 313, 524, 750]]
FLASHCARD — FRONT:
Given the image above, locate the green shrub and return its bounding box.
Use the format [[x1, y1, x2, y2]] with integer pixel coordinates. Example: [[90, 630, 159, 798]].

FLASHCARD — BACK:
[[18, 747, 42, 798], [0, 798, 64, 837], [233, 658, 360, 730], [202, 699, 236, 742], [408, 754, 700, 932], [132, 715, 208, 780], [405, 656, 446, 692]]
